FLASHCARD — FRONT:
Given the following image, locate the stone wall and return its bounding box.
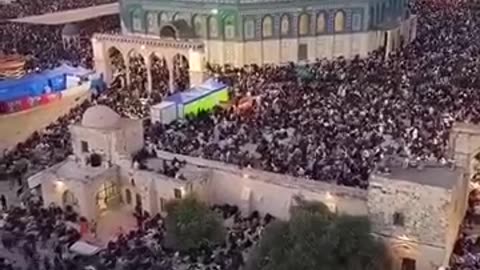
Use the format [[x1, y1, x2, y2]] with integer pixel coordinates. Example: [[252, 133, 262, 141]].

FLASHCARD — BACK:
[[368, 175, 451, 248], [155, 150, 368, 219]]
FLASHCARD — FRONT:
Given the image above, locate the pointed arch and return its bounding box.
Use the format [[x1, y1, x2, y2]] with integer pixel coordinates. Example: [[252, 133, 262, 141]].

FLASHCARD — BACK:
[[146, 11, 158, 34], [172, 54, 190, 92], [280, 14, 290, 36], [208, 16, 218, 38], [131, 8, 143, 32], [224, 15, 235, 40], [107, 46, 125, 74], [298, 13, 310, 36], [244, 18, 255, 39], [262, 15, 273, 38], [128, 49, 148, 98], [334, 10, 345, 32], [159, 12, 169, 24], [316, 12, 326, 34], [192, 14, 206, 37]]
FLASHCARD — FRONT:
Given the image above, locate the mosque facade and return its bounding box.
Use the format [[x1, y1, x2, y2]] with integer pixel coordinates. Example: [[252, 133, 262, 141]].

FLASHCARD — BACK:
[[118, 0, 417, 65], [27, 105, 477, 270]]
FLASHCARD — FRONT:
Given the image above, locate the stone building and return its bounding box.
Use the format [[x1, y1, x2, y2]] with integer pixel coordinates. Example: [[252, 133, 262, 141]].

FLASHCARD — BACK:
[[28, 107, 477, 270], [92, 0, 417, 88]]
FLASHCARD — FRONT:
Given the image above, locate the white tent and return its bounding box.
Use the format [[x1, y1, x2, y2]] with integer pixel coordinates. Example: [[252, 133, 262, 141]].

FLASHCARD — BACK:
[[69, 241, 102, 256]]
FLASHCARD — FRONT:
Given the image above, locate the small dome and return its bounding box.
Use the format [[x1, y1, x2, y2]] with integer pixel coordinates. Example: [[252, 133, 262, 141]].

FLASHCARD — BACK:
[[62, 24, 80, 36], [81, 105, 120, 129]]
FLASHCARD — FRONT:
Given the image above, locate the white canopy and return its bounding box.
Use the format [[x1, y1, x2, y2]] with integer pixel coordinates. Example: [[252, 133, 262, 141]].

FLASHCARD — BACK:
[[69, 241, 102, 256]]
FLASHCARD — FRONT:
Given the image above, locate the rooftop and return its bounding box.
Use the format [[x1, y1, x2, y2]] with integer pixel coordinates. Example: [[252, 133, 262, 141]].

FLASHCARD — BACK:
[[375, 165, 462, 189]]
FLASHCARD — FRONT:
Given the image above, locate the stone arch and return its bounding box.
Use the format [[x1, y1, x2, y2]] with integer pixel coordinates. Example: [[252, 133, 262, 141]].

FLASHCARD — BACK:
[[149, 52, 170, 102], [128, 49, 148, 98], [208, 16, 219, 38], [223, 15, 235, 40], [316, 12, 326, 34], [334, 10, 346, 32], [298, 13, 310, 36], [160, 24, 177, 39], [62, 190, 79, 208], [192, 14, 206, 37], [280, 14, 290, 36], [107, 46, 126, 77], [95, 180, 121, 211], [262, 15, 273, 38], [172, 53, 190, 92]]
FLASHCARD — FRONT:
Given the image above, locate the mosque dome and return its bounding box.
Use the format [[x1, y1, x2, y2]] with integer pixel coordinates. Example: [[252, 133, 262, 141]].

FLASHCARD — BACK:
[[62, 23, 80, 36], [81, 105, 121, 129]]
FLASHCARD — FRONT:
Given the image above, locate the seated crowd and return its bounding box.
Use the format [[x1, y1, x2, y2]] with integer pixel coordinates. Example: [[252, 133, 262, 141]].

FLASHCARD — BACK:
[[0, 200, 273, 270], [0, 0, 115, 20]]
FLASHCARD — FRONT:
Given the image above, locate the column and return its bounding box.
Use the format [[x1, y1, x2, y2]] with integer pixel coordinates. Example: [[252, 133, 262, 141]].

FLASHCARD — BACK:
[[92, 38, 112, 85], [145, 56, 153, 94], [188, 49, 206, 86], [166, 57, 175, 93], [147, 66, 153, 94]]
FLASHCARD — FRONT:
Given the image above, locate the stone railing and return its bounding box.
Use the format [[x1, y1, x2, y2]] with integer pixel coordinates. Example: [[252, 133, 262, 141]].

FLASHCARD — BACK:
[[92, 33, 205, 50], [154, 150, 368, 200]]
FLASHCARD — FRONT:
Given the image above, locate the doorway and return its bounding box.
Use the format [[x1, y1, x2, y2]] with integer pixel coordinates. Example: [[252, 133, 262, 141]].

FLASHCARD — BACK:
[[298, 44, 308, 61], [96, 181, 121, 211], [401, 258, 416, 270]]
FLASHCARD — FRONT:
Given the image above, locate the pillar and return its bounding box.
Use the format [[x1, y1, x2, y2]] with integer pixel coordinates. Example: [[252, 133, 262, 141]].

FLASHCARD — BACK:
[[188, 49, 206, 87], [145, 56, 153, 94], [166, 57, 175, 93], [91, 38, 112, 85]]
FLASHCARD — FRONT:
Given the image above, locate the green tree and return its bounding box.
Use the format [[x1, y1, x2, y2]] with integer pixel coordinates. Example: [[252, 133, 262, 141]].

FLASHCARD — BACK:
[[164, 194, 225, 252], [247, 200, 391, 270]]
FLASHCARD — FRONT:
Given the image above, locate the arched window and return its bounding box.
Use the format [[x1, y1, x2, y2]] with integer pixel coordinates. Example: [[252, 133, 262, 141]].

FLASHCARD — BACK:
[[193, 15, 205, 37], [262, 15, 273, 38], [146, 12, 158, 33], [173, 12, 190, 23], [298, 13, 310, 36], [132, 9, 143, 32], [280, 14, 290, 36], [208, 16, 218, 38], [244, 19, 255, 39], [316, 12, 326, 34], [224, 15, 235, 40], [369, 6, 375, 27], [125, 189, 132, 205], [159, 12, 169, 24], [334, 11, 345, 32]]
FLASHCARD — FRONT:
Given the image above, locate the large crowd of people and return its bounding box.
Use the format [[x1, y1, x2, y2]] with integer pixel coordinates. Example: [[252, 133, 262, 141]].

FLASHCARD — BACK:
[[0, 0, 115, 20], [1, 0, 480, 268], [0, 199, 272, 270]]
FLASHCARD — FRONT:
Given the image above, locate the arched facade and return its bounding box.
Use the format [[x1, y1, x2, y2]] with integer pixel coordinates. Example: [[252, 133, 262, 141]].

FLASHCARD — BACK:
[[280, 14, 290, 36], [262, 15, 273, 38], [298, 13, 310, 36], [334, 10, 346, 32], [111, 0, 415, 66], [316, 12, 326, 34]]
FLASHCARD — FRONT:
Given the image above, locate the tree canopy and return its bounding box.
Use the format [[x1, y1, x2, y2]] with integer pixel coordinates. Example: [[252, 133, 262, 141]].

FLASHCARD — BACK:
[[246, 200, 391, 270], [164, 194, 225, 252]]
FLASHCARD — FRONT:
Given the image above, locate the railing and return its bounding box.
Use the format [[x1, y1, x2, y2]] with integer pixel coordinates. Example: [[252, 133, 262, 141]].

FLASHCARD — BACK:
[[93, 33, 205, 50]]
